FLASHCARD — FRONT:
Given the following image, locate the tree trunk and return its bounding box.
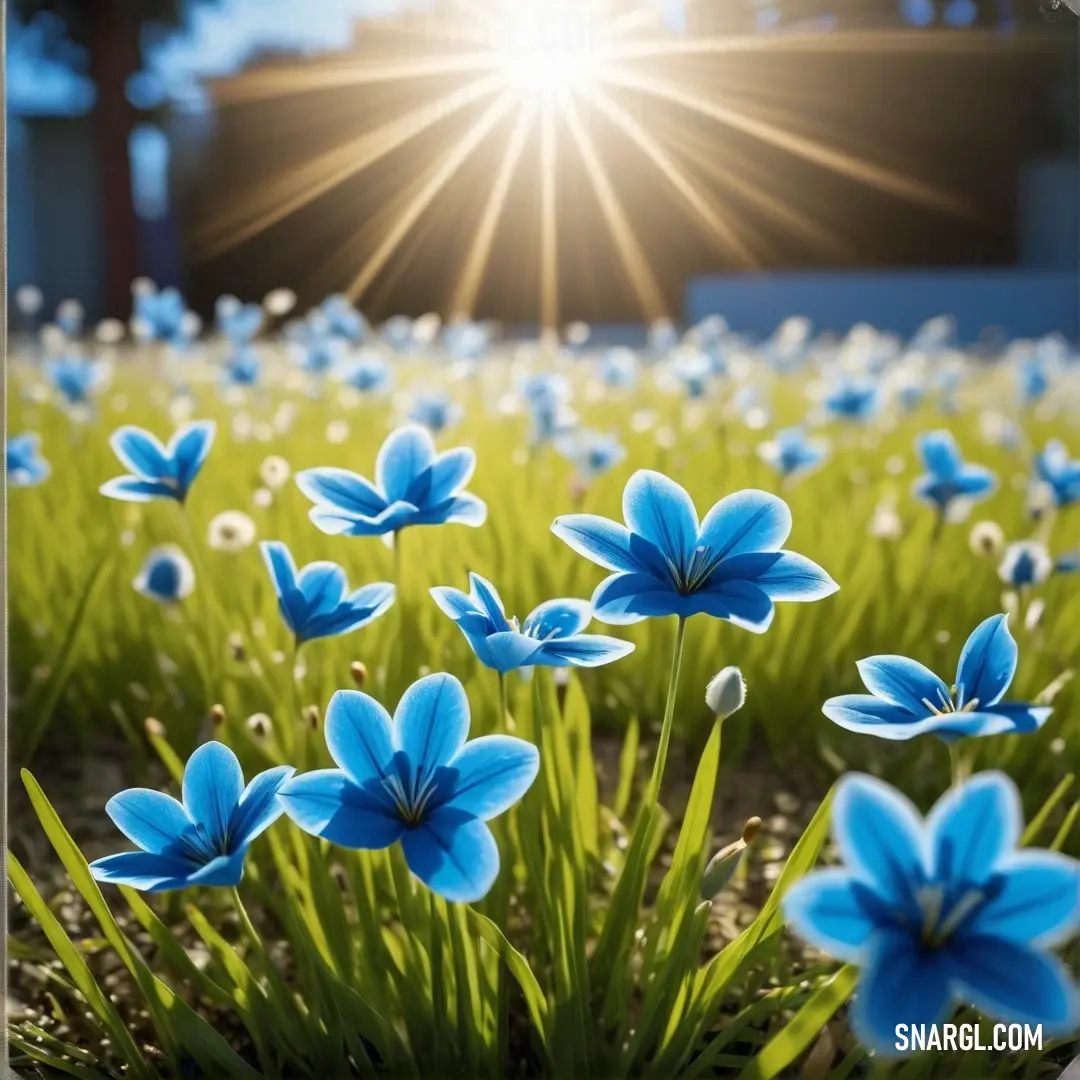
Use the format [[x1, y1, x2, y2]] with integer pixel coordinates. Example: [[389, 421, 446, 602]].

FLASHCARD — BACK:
[[88, 0, 140, 319]]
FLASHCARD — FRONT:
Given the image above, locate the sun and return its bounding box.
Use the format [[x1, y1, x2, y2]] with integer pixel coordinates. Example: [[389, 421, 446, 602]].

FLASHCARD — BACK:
[[491, 1, 601, 99]]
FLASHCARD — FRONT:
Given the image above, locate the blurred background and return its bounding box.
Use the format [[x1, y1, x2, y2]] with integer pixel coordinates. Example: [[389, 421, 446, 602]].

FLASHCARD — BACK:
[[7, 0, 1080, 340]]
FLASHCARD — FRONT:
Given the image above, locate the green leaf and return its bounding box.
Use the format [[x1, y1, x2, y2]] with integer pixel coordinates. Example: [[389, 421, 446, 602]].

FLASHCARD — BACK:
[[735, 965, 859, 1080], [613, 716, 640, 821], [1022, 774, 1074, 846]]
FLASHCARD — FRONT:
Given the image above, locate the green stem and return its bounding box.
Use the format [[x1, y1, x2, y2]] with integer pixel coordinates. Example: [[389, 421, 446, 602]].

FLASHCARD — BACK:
[[948, 742, 968, 789], [178, 503, 221, 709], [646, 617, 688, 805], [291, 637, 306, 767], [231, 886, 261, 948], [429, 891, 444, 1071], [498, 671, 512, 732]]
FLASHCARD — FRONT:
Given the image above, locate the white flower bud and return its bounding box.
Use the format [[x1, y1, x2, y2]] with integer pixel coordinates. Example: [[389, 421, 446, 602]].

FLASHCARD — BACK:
[[968, 520, 1005, 558], [705, 667, 746, 719]]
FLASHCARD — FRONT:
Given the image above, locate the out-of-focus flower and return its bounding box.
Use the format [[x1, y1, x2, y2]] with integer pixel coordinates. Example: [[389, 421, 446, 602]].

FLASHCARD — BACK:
[[15, 285, 44, 316], [1034, 440, 1080, 509], [56, 299, 85, 337], [552, 470, 838, 630], [95, 318, 127, 345], [997, 541, 1055, 588], [6, 432, 50, 487], [89, 742, 293, 892], [757, 427, 828, 481], [912, 430, 997, 514], [1018, 357, 1050, 404], [133, 287, 188, 344], [554, 429, 626, 481], [823, 378, 878, 421], [45, 356, 108, 405], [133, 546, 195, 604], [100, 421, 215, 504], [261, 541, 395, 644], [969, 521, 1006, 558], [207, 511, 257, 553], [342, 352, 390, 394], [648, 317, 679, 356], [279, 674, 539, 902], [822, 614, 1050, 742], [297, 425, 486, 536], [598, 347, 639, 390], [431, 573, 634, 673], [409, 391, 463, 435], [223, 345, 261, 387], [322, 294, 367, 343], [263, 288, 297, 317], [705, 666, 746, 719], [783, 771, 1080, 1056], [259, 455, 291, 491]]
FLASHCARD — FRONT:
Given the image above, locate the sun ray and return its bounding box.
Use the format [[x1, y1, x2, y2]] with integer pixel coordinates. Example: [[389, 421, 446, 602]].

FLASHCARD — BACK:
[[607, 27, 1045, 63], [580, 84, 760, 268], [561, 99, 668, 320], [215, 51, 499, 106], [539, 101, 560, 331], [599, 67, 970, 218], [451, 106, 537, 318], [197, 74, 503, 259], [345, 94, 517, 302]]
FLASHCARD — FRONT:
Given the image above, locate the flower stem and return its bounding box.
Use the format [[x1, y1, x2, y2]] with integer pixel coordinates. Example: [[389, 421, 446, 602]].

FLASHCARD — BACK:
[[429, 890, 444, 1071], [646, 616, 688, 805], [498, 671, 513, 732], [948, 742, 968, 789], [231, 886, 260, 948]]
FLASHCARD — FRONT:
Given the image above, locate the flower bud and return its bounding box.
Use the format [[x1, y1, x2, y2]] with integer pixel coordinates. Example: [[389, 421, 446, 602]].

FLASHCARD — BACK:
[[209, 704, 226, 728], [350, 661, 368, 688], [303, 704, 320, 730], [144, 717, 166, 739], [246, 713, 272, 738], [705, 667, 746, 720], [968, 520, 1005, 558], [701, 817, 761, 900]]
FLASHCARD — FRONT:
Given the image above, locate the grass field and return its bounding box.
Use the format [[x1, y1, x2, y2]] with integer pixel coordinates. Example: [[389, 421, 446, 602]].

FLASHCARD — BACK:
[[8, 327, 1080, 1078]]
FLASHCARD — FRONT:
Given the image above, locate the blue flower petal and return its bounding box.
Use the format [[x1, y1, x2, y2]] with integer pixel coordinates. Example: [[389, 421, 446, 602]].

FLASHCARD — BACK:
[[591, 572, 681, 624], [832, 774, 926, 905], [697, 489, 792, 559], [169, 421, 216, 492], [850, 929, 954, 1056], [782, 868, 881, 964], [621, 470, 698, 569], [394, 673, 471, 779], [693, 580, 775, 633], [110, 426, 172, 481], [441, 735, 540, 820], [712, 551, 839, 601], [182, 851, 247, 889], [325, 690, 396, 787], [955, 615, 1016, 709], [856, 655, 951, 715], [917, 430, 963, 479], [926, 771, 1020, 886], [182, 742, 244, 850], [417, 447, 475, 505], [538, 634, 636, 667], [89, 851, 200, 892], [100, 476, 180, 502], [551, 514, 661, 575], [521, 598, 592, 640], [400, 807, 499, 903], [955, 465, 997, 499], [260, 541, 298, 596], [949, 937, 1080, 1033], [228, 766, 296, 850], [822, 694, 926, 738], [278, 770, 404, 849], [104, 788, 193, 855], [295, 467, 387, 516], [483, 632, 547, 673], [297, 561, 348, 617], [467, 574, 512, 632], [437, 493, 487, 527], [968, 852, 1080, 948], [430, 586, 486, 623], [377, 425, 437, 502]]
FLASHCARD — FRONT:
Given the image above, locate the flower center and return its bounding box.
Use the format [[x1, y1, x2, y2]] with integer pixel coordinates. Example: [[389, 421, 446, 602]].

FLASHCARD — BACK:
[[381, 769, 442, 827], [916, 885, 986, 947], [672, 544, 723, 595], [921, 684, 980, 716]]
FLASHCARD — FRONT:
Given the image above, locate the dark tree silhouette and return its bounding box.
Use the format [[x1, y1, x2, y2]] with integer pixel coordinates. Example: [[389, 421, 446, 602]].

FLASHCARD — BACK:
[[14, 0, 218, 317]]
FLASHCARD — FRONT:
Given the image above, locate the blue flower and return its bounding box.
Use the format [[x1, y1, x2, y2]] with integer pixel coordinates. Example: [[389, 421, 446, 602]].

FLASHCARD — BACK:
[[260, 541, 395, 645], [220, 302, 263, 344], [136, 287, 188, 344], [342, 353, 390, 394], [323, 294, 367, 343], [998, 541, 1076, 587], [554, 429, 626, 481], [757, 427, 827, 481], [45, 357, 107, 405], [598, 347, 639, 390], [445, 320, 490, 362], [7, 432, 50, 487], [648, 317, 679, 356], [1035, 440, 1080, 509], [912, 430, 997, 512], [90, 742, 294, 892], [669, 351, 713, 400], [409, 392, 462, 435], [301, 334, 346, 376], [224, 345, 261, 387], [822, 614, 1050, 742], [382, 315, 415, 352], [133, 546, 195, 604], [279, 674, 540, 902], [100, 421, 216, 503], [824, 379, 879, 421], [1019, 357, 1049, 404], [551, 471, 838, 631], [783, 772, 1080, 1056], [296, 425, 486, 537], [431, 573, 635, 674]]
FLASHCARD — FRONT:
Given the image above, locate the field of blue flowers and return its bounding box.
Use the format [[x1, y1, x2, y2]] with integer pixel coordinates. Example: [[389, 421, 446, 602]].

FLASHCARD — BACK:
[[7, 288, 1080, 1079]]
